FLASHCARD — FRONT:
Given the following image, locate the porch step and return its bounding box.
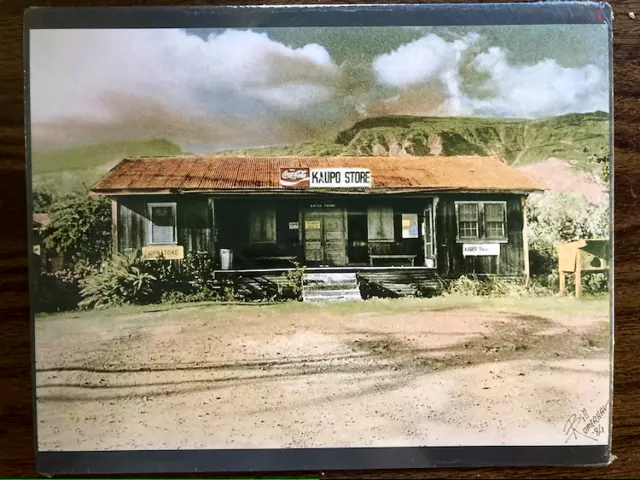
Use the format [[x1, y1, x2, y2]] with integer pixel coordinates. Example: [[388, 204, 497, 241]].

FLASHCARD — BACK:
[[302, 273, 362, 303]]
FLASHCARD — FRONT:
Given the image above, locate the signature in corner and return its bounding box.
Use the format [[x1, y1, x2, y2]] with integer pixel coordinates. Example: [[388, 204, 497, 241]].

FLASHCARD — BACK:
[[563, 401, 610, 444]]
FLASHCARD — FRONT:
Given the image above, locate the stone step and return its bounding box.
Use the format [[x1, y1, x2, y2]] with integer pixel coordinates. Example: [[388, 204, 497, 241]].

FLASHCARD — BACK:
[[303, 281, 358, 291], [303, 273, 357, 284], [301, 272, 361, 303], [303, 292, 363, 303]]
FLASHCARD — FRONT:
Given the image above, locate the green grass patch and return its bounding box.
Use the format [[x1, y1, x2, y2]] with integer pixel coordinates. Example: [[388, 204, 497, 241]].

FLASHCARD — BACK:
[[36, 293, 610, 323], [32, 138, 184, 194]]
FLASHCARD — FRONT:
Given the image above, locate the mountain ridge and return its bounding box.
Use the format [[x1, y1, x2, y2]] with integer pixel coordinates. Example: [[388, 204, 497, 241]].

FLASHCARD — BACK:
[[217, 112, 609, 169]]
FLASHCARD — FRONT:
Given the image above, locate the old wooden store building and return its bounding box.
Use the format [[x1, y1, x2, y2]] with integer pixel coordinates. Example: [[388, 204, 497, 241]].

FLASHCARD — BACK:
[[91, 155, 543, 299]]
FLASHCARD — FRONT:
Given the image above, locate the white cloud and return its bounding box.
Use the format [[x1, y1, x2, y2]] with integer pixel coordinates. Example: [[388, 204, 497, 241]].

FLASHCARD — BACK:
[[30, 29, 339, 126], [372, 33, 479, 115], [469, 47, 608, 118], [372, 34, 608, 119]]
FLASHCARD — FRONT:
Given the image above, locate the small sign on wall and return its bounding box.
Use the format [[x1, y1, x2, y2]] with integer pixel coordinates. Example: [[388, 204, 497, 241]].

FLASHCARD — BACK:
[[289, 222, 299, 230], [142, 245, 184, 260], [462, 243, 500, 256], [305, 220, 321, 230]]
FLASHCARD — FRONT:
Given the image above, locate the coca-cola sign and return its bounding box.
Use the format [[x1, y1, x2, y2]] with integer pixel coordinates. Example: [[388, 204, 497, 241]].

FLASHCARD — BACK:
[[280, 167, 373, 188], [280, 168, 310, 187]]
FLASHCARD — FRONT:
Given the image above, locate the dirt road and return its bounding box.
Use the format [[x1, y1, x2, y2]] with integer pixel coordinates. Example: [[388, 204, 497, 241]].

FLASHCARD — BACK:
[[35, 298, 611, 451]]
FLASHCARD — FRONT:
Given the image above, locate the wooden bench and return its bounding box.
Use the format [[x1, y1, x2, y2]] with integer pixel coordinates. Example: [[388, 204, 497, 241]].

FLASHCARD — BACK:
[[369, 254, 417, 267]]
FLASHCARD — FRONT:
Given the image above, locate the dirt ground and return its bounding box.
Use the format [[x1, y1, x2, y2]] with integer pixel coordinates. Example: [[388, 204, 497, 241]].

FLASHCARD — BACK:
[[35, 297, 612, 451]]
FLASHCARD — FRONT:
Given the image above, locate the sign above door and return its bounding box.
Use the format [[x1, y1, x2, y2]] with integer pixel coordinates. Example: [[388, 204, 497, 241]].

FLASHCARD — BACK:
[[280, 168, 372, 189]]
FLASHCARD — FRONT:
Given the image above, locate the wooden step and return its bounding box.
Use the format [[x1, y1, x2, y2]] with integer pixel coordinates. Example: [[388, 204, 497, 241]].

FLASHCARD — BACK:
[[302, 273, 361, 303]]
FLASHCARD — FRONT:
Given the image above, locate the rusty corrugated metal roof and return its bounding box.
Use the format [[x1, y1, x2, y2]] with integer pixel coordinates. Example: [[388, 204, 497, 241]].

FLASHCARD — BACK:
[[91, 155, 544, 194]]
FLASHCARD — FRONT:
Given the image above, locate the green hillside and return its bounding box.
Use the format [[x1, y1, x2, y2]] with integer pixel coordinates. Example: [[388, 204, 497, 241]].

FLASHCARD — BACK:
[[30, 112, 609, 195], [31, 139, 183, 193], [221, 112, 609, 169]]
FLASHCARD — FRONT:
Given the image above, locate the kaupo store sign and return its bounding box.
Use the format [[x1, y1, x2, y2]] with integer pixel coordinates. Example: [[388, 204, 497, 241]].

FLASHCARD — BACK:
[[279, 167, 372, 188]]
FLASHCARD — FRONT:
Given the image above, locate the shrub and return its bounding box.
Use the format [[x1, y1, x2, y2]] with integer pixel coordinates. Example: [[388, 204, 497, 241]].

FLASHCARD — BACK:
[[282, 265, 306, 300], [79, 252, 157, 309], [140, 256, 186, 296], [43, 192, 112, 267], [583, 272, 609, 295], [35, 270, 82, 313], [221, 281, 238, 302], [526, 192, 609, 279], [160, 286, 219, 304], [447, 275, 553, 298], [182, 251, 217, 289], [141, 251, 218, 300], [32, 188, 55, 213]]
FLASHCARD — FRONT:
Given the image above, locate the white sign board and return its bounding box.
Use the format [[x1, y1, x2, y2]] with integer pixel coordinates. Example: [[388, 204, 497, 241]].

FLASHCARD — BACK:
[[289, 222, 299, 230], [462, 243, 500, 256], [280, 167, 372, 188], [310, 168, 371, 188]]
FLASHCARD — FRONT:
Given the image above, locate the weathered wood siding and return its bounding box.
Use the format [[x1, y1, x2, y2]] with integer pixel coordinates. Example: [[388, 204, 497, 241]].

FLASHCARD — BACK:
[[117, 195, 214, 255], [216, 198, 301, 268], [114, 193, 527, 277], [177, 196, 213, 253], [436, 194, 525, 277], [117, 197, 147, 253]]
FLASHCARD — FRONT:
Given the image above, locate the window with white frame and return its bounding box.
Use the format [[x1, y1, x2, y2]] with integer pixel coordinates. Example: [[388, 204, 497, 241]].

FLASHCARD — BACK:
[[455, 201, 507, 242], [147, 202, 177, 245]]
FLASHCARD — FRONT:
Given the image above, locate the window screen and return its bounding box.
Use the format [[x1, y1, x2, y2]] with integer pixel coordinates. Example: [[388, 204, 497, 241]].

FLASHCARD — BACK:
[[149, 203, 177, 245]]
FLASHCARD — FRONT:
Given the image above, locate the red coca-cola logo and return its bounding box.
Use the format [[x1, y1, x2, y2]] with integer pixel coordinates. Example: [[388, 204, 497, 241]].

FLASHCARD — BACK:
[[280, 168, 310, 187]]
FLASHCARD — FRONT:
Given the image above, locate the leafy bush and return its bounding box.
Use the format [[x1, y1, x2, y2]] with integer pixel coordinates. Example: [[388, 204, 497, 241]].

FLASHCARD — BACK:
[[161, 287, 219, 304], [32, 188, 55, 213], [182, 251, 217, 289], [79, 252, 156, 309], [43, 192, 112, 267], [282, 265, 306, 300], [526, 192, 609, 281], [447, 275, 553, 298], [35, 270, 82, 313], [583, 272, 609, 295], [140, 256, 186, 295]]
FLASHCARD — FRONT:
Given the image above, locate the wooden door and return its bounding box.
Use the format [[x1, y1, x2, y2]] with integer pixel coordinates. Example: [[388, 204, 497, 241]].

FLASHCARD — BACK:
[[303, 208, 348, 266]]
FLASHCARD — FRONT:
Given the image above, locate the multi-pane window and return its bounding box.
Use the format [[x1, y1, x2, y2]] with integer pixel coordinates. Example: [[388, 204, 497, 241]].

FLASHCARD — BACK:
[[484, 203, 506, 239], [148, 202, 177, 245], [458, 203, 479, 239], [455, 201, 507, 241]]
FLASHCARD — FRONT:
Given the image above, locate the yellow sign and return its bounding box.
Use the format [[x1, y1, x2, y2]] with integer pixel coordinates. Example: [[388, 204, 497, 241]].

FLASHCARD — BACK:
[[402, 219, 411, 227], [142, 245, 184, 260], [305, 220, 321, 230]]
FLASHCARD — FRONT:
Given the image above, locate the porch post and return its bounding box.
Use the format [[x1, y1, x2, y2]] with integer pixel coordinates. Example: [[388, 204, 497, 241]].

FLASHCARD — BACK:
[[521, 196, 530, 282], [209, 197, 217, 260], [111, 198, 118, 256]]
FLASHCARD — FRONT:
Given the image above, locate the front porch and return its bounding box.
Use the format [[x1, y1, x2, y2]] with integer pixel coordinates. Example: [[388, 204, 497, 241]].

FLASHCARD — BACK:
[[214, 195, 437, 271], [214, 266, 444, 301]]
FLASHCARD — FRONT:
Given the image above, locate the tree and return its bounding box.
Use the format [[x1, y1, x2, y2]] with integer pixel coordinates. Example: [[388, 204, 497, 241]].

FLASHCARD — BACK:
[[32, 188, 55, 213], [44, 192, 112, 267]]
